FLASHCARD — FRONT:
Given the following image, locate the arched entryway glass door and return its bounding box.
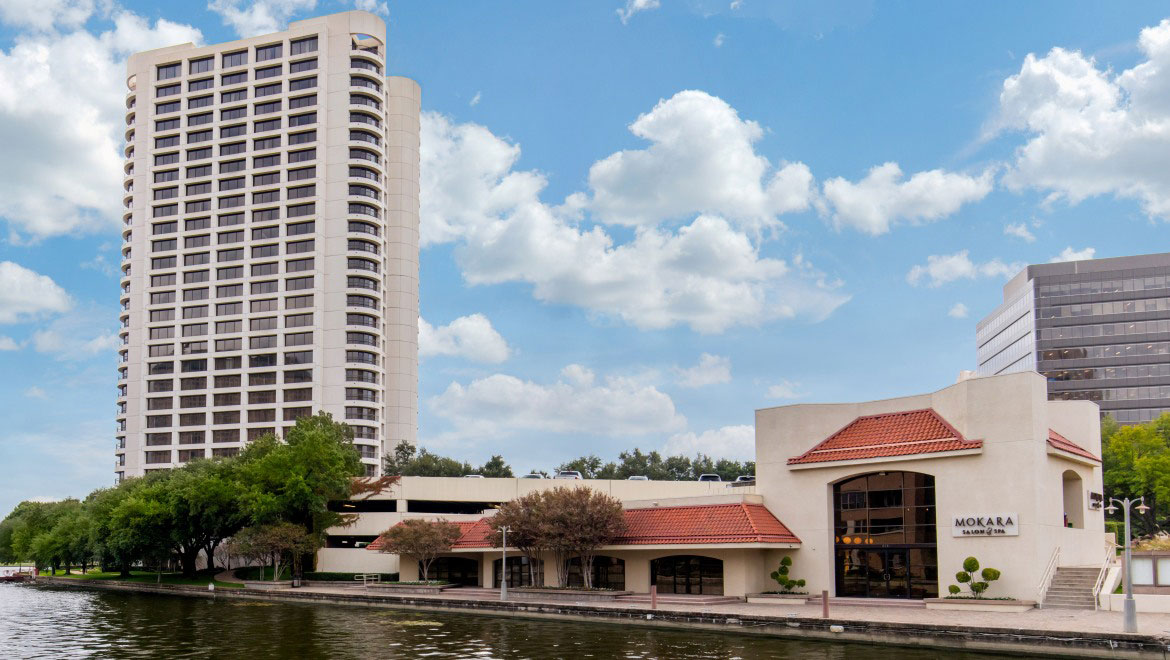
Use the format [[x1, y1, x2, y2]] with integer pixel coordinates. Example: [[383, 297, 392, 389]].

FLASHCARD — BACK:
[[833, 471, 938, 599]]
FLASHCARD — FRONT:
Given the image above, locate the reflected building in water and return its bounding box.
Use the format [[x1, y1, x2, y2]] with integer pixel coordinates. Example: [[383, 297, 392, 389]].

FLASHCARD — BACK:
[[976, 252, 1170, 424]]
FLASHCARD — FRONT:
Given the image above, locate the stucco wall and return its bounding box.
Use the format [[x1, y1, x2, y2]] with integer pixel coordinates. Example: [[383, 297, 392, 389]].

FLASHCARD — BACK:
[[755, 371, 1106, 601]]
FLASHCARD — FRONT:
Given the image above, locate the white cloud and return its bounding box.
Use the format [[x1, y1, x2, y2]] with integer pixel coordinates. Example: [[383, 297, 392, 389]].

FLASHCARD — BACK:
[[0, 336, 19, 350], [1051, 246, 1096, 263], [948, 303, 969, 318], [730, 0, 743, 9], [0, 11, 203, 240], [0, 0, 96, 31], [822, 162, 994, 235], [24, 385, 47, 398], [995, 20, 1170, 218], [30, 304, 118, 360], [1003, 222, 1036, 242], [766, 380, 804, 399], [663, 425, 754, 461], [713, 33, 725, 48], [0, 262, 72, 323], [353, 0, 389, 16], [420, 110, 848, 334], [429, 364, 687, 440], [587, 90, 815, 234], [207, 0, 316, 38], [469, 91, 481, 107], [419, 314, 511, 363], [674, 353, 731, 387], [906, 250, 1024, 287], [617, 0, 660, 24]]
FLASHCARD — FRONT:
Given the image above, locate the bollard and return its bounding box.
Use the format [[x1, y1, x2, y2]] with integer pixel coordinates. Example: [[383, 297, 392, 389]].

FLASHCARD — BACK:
[[650, 584, 657, 610], [822, 590, 829, 619]]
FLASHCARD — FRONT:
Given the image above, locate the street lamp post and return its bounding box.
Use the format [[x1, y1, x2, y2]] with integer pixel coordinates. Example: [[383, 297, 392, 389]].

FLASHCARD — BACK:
[[499, 526, 511, 602], [1105, 496, 1150, 634]]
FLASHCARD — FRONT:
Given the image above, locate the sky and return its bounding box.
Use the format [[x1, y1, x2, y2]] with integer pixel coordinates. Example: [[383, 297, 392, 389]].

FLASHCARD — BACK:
[[2, 0, 1170, 513]]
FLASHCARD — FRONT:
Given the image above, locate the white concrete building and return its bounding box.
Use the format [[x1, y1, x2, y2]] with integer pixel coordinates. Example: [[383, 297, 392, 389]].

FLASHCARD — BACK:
[[346, 372, 1108, 603], [116, 11, 419, 479]]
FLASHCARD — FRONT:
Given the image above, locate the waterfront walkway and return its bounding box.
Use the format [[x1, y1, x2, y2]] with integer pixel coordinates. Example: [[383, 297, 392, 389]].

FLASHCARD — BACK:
[[298, 583, 1170, 636]]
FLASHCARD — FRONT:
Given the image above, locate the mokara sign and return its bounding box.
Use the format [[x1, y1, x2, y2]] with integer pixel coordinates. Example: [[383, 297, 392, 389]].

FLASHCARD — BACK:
[[952, 513, 1019, 537]]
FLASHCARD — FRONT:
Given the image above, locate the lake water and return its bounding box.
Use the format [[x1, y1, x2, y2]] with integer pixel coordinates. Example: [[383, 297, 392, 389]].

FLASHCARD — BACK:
[[0, 583, 1020, 658]]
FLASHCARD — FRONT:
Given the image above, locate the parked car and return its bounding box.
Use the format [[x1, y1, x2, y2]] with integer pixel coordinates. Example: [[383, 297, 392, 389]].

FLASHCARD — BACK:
[[553, 470, 583, 480], [519, 473, 545, 479], [463, 474, 485, 478], [697, 473, 721, 482], [735, 475, 756, 483], [627, 475, 649, 481]]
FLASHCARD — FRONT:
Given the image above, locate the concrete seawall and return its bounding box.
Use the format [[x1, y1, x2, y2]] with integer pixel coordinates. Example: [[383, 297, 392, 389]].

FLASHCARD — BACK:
[[34, 577, 1169, 658]]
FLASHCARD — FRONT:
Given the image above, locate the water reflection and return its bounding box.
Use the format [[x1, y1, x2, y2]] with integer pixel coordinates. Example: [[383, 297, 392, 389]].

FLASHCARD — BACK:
[[1, 584, 1010, 659]]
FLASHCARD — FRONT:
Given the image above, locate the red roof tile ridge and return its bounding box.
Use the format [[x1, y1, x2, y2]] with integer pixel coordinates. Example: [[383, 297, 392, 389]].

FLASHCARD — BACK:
[[1047, 428, 1100, 462], [623, 502, 747, 513], [740, 502, 760, 536]]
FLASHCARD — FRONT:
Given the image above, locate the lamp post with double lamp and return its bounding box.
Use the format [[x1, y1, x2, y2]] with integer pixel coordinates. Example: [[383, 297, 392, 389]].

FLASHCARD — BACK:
[[1105, 496, 1150, 633], [498, 525, 511, 602]]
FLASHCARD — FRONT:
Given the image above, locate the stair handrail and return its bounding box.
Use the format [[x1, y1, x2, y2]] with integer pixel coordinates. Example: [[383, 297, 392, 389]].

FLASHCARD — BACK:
[[1092, 540, 1118, 610], [1036, 546, 1060, 608]]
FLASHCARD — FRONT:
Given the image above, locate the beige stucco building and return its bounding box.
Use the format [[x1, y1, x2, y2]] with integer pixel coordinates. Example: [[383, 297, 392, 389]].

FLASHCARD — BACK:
[[327, 371, 1108, 603], [117, 10, 418, 479]]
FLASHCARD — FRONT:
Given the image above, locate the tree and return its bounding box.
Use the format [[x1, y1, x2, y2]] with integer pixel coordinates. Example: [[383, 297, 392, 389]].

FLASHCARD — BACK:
[[1102, 414, 1170, 535], [479, 455, 513, 478], [161, 459, 248, 576], [232, 523, 316, 581], [237, 413, 365, 574], [491, 487, 626, 588], [383, 441, 513, 478], [489, 491, 550, 587], [556, 455, 606, 479], [769, 556, 806, 593], [379, 519, 461, 582], [551, 488, 625, 589], [948, 556, 1001, 599]]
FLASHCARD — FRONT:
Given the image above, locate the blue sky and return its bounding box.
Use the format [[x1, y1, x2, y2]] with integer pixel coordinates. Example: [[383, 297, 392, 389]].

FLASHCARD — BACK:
[[1, 0, 1169, 513]]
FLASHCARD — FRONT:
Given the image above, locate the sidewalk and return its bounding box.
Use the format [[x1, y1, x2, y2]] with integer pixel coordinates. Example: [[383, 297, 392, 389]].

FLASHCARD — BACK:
[[299, 582, 1170, 637]]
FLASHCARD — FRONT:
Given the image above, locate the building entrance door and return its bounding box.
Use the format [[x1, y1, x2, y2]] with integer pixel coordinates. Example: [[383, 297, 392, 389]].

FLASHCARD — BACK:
[[865, 549, 909, 598]]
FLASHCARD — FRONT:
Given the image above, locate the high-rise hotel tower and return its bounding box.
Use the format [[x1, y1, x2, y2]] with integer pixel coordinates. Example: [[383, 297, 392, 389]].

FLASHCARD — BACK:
[[115, 11, 419, 479]]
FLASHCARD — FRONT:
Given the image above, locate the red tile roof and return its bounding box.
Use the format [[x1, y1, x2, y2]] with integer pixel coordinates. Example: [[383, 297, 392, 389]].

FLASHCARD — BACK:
[[367, 503, 800, 551], [1047, 429, 1100, 462], [616, 503, 800, 545], [787, 408, 982, 465]]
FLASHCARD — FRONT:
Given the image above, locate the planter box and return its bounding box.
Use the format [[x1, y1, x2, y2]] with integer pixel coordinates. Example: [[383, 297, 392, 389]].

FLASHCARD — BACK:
[[367, 583, 457, 594], [243, 580, 293, 591], [508, 588, 634, 602], [924, 598, 1036, 613], [746, 593, 810, 604]]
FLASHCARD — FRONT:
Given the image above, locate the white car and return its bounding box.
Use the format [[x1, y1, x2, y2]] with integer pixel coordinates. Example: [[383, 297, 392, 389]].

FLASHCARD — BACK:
[[627, 475, 649, 481], [519, 474, 545, 479], [735, 475, 756, 483], [463, 474, 485, 478], [697, 473, 721, 482], [553, 470, 583, 480]]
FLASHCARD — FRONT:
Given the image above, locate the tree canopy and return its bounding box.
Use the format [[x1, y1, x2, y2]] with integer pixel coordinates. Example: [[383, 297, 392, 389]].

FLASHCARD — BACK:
[[1102, 413, 1170, 536], [0, 412, 375, 577], [378, 519, 462, 582], [558, 448, 754, 482], [382, 441, 512, 478]]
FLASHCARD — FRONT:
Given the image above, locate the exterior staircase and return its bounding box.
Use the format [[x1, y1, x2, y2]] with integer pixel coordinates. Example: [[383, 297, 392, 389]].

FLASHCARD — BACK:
[[1042, 566, 1100, 609]]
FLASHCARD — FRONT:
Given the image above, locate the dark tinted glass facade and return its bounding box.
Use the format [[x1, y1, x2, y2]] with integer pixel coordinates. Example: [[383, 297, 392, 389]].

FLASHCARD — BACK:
[[978, 253, 1170, 424], [651, 555, 723, 595], [834, 472, 937, 599]]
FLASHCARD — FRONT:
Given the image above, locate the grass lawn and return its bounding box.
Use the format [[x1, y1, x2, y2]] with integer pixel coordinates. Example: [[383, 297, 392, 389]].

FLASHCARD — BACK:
[[44, 568, 243, 589]]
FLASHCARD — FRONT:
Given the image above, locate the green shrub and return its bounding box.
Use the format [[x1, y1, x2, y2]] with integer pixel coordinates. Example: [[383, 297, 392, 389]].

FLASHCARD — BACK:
[[768, 556, 807, 594], [949, 556, 1001, 599]]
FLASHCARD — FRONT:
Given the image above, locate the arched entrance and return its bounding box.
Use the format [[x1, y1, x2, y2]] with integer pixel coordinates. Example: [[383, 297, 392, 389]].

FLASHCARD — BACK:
[[426, 557, 480, 586], [567, 556, 625, 590], [651, 555, 723, 595], [492, 556, 542, 588], [834, 471, 938, 599], [1062, 470, 1084, 528]]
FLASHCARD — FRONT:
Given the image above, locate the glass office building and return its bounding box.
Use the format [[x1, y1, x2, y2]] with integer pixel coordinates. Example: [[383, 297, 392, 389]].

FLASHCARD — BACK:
[[976, 252, 1170, 424]]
